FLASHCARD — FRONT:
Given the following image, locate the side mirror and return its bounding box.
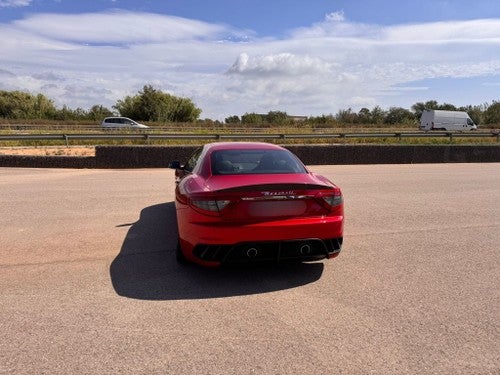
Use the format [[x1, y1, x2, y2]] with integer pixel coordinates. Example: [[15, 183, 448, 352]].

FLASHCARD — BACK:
[[168, 160, 181, 169]]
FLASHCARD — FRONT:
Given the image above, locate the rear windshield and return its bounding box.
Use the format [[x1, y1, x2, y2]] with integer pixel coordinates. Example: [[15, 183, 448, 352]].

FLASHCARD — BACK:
[[211, 149, 307, 175]]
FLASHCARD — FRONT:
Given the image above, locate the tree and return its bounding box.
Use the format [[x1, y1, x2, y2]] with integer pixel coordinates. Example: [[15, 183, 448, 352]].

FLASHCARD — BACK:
[[0, 90, 57, 119], [335, 108, 358, 123], [412, 100, 439, 119], [33, 93, 57, 119], [306, 114, 336, 126], [483, 101, 500, 124], [225, 115, 240, 124], [170, 97, 202, 122], [113, 85, 201, 122], [113, 95, 141, 119], [0, 91, 20, 118], [88, 105, 114, 121], [241, 112, 264, 124], [265, 111, 289, 125], [370, 106, 386, 125], [53, 105, 75, 121], [438, 102, 457, 111], [384, 107, 416, 125], [358, 108, 371, 124]]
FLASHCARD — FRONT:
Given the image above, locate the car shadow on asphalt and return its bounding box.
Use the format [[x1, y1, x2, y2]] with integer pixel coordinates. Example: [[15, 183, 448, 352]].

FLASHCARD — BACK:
[[110, 202, 324, 300]]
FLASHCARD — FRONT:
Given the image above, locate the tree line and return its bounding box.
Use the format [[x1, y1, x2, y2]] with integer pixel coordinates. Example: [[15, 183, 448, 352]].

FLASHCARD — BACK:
[[226, 100, 500, 126], [0, 85, 201, 122], [0, 86, 499, 125]]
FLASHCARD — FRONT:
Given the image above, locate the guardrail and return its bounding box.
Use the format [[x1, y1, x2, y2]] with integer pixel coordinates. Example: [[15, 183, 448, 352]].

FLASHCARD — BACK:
[[2, 144, 499, 168], [0, 131, 499, 146]]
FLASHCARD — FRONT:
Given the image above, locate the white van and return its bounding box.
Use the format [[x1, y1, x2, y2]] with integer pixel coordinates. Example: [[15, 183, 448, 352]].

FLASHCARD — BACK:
[[419, 110, 477, 131], [101, 117, 149, 129]]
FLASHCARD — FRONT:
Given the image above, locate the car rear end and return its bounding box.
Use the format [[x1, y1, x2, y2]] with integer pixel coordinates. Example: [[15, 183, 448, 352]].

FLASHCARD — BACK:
[[177, 178, 344, 266]]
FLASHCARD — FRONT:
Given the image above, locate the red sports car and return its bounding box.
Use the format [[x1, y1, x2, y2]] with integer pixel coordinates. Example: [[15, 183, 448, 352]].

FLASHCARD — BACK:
[[169, 142, 343, 267]]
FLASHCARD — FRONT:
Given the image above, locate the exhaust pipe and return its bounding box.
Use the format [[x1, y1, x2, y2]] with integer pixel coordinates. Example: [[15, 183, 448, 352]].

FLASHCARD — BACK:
[[246, 247, 258, 258], [300, 244, 311, 255]]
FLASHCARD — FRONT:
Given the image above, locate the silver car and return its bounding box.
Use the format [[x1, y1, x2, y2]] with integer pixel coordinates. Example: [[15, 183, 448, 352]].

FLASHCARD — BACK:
[[101, 117, 149, 129]]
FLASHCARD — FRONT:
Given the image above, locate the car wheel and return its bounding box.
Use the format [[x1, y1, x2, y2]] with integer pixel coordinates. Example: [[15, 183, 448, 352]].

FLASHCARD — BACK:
[[176, 240, 188, 264]]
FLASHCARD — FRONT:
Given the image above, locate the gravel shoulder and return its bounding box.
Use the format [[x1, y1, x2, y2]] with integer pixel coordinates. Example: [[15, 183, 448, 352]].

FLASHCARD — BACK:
[[0, 146, 95, 156]]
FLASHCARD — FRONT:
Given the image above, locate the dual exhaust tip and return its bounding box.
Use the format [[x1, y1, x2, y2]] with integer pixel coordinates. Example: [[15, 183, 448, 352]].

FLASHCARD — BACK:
[[246, 247, 259, 258], [245, 244, 312, 258]]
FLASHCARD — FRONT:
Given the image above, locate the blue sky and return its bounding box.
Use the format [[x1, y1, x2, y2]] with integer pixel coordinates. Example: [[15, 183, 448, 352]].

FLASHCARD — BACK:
[[0, 0, 499, 119]]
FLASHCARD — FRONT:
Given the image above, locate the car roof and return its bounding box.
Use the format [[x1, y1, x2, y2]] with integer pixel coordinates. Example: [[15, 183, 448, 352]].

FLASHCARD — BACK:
[[194, 142, 301, 178], [203, 142, 285, 152]]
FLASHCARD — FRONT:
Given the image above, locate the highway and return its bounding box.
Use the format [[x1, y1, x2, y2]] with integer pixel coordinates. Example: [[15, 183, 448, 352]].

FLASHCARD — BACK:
[[1, 164, 499, 374]]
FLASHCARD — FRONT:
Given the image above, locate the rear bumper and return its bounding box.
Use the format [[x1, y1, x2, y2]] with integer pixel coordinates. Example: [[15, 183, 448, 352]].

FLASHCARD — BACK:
[[193, 237, 343, 265], [178, 215, 343, 266]]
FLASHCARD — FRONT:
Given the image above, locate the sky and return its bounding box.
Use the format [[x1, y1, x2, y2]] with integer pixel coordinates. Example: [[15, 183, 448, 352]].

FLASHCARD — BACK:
[[0, 0, 499, 120]]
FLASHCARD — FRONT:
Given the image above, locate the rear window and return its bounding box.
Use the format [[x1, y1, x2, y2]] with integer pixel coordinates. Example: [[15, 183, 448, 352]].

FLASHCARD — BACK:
[[211, 149, 306, 175]]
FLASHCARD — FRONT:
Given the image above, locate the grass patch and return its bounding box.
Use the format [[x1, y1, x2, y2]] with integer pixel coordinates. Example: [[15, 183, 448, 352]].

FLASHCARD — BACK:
[[1, 121, 498, 147]]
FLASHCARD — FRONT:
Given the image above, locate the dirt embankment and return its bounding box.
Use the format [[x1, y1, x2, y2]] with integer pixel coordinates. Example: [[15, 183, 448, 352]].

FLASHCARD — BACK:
[[0, 146, 95, 156]]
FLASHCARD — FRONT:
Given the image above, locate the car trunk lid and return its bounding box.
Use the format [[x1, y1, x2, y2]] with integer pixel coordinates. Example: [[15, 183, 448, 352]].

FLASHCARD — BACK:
[[200, 174, 340, 221]]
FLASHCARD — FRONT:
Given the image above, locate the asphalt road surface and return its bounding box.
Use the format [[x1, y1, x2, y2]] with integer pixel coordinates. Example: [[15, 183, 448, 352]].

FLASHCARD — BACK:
[[1, 164, 499, 374]]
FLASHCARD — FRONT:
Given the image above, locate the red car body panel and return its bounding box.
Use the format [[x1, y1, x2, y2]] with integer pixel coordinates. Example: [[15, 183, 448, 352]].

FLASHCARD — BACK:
[[172, 142, 344, 266]]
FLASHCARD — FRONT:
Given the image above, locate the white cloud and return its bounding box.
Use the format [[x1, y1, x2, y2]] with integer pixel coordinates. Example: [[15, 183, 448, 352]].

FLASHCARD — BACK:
[[383, 19, 500, 42], [326, 11, 345, 23], [12, 11, 235, 44], [290, 12, 379, 39], [0, 0, 31, 8], [227, 53, 332, 76], [0, 10, 499, 119]]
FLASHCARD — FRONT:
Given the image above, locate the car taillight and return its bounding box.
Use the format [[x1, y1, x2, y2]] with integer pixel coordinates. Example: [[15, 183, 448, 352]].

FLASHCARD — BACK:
[[321, 191, 343, 208], [191, 199, 231, 212]]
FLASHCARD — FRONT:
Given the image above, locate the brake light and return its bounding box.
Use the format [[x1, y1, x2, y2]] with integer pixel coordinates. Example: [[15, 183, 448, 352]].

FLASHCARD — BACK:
[[322, 195, 343, 207], [321, 188, 343, 208], [191, 199, 231, 212]]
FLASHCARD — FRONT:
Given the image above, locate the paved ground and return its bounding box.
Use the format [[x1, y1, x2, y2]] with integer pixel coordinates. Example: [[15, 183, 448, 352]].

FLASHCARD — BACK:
[[0, 164, 498, 374]]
